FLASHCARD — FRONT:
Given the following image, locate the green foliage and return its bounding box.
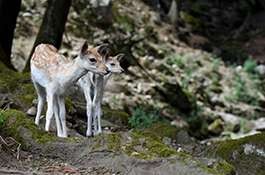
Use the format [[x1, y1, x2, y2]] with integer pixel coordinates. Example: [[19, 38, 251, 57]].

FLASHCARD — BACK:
[[230, 73, 260, 105], [232, 73, 258, 105], [166, 54, 185, 69], [243, 58, 257, 74], [0, 110, 5, 127], [186, 106, 209, 139], [129, 107, 161, 129]]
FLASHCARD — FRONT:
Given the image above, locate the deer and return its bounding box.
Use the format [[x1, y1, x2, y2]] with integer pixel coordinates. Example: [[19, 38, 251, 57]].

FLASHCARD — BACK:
[[30, 42, 110, 138], [77, 53, 124, 136]]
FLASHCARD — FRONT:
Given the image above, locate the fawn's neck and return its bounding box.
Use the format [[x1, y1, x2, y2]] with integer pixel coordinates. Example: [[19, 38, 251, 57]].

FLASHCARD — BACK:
[[62, 57, 89, 87]]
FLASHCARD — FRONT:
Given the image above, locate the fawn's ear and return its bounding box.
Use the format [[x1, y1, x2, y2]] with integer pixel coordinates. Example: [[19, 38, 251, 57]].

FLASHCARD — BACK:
[[96, 44, 110, 57], [116, 53, 125, 61], [81, 41, 88, 55]]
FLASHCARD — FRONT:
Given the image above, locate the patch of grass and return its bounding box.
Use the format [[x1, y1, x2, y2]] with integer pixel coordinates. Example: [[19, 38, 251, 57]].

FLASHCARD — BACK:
[[129, 107, 162, 129], [0, 110, 6, 127]]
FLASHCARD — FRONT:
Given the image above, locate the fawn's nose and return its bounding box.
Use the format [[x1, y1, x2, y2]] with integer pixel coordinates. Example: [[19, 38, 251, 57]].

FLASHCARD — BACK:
[[105, 69, 111, 75]]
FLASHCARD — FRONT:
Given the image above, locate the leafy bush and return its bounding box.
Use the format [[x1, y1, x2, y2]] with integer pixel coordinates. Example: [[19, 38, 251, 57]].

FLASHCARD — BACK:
[[129, 108, 161, 129], [243, 58, 257, 74]]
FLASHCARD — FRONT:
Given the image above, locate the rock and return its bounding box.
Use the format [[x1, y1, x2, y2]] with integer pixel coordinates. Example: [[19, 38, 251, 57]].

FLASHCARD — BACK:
[[32, 99, 38, 105], [235, 65, 242, 72], [208, 119, 224, 135], [170, 118, 189, 129], [26, 106, 37, 116], [102, 107, 130, 126], [217, 112, 240, 132], [0, 109, 56, 149], [212, 133, 265, 175], [175, 130, 193, 144], [210, 95, 224, 106], [255, 64, 265, 75], [0, 109, 235, 175], [251, 117, 265, 131]]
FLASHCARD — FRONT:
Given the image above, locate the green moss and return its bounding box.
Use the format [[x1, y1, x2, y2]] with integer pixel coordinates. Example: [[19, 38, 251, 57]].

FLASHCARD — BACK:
[[102, 106, 129, 126], [106, 133, 121, 151], [66, 136, 84, 143], [211, 133, 265, 175], [0, 110, 6, 127], [211, 160, 235, 175], [0, 66, 35, 110], [123, 130, 177, 159], [141, 122, 180, 140], [0, 109, 55, 146], [215, 133, 265, 160]]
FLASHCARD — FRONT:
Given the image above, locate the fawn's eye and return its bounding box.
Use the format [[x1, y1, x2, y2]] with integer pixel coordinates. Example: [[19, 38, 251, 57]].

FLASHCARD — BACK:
[[89, 58, 96, 63], [110, 63, 115, 66]]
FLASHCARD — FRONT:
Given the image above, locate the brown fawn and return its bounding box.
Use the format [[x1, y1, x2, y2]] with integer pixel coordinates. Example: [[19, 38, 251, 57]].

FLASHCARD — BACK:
[[30, 42, 109, 137], [77, 54, 124, 136]]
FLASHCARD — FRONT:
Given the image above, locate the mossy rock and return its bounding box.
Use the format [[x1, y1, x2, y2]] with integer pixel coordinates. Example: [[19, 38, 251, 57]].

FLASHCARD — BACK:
[[102, 106, 130, 126], [211, 133, 265, 175], [0, 109, 56, 149], [140, 122, 181, 140], [124, 130, 178, 159], [0, 63, 35, 110], [79, 131, 234, 175], [86, 131, 177, 160]]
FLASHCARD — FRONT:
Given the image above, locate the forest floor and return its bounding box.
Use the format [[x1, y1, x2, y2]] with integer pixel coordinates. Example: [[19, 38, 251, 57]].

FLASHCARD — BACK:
[[1, 0, 265, 175]]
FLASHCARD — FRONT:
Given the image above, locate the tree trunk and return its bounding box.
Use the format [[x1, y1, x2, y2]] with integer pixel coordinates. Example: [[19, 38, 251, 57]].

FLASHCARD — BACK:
[[0, 0, 21, 70], [24, 0, 72, 72]]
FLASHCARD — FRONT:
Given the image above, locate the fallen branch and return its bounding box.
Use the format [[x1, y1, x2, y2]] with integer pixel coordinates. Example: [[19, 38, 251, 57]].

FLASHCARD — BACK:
[[0, 136, 21, 160]]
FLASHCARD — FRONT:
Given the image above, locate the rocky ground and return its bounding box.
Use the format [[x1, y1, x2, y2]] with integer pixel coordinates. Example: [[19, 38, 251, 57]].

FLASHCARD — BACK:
[[1, 0, 265, 174]]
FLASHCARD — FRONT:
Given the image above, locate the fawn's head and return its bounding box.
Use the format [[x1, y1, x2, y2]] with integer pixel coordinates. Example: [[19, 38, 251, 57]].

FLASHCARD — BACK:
[[106, 53, 125, 73], [79, 41, 110, 75]]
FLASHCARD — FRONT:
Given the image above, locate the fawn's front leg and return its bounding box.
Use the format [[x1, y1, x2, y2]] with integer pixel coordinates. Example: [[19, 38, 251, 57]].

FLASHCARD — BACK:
[[84, 88, 93, 137], [95, 103, 102, 135], [33, 81, 45, 125], [58, 95, 68, 137], [53, 96, 64, 137], [45, 89, 63, 137], [93, 78, 104, 135], [45, 92, 54, 132]]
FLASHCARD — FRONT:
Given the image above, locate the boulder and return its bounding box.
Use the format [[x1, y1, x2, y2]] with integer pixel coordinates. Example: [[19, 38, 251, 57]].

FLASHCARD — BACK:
[[211, 133, 265, 175]]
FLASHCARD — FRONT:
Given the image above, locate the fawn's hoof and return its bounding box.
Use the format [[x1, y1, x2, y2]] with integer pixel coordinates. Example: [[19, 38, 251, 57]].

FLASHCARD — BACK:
[[35, 120, 39, 126], [58, 133, 67, 138], [86, 130, 93, 137], [94, 129, 102, 136]]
